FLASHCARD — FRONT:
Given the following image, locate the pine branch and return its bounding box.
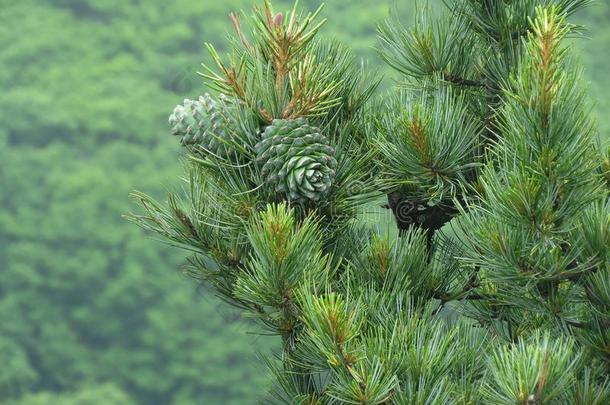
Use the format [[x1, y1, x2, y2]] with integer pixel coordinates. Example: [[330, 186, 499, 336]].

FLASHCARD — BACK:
[[132, 1, 610, 402]]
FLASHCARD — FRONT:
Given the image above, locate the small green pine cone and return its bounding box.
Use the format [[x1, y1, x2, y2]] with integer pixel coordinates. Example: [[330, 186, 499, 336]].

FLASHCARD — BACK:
[[255, 118, 338, 202], [168, 94, 234, 157]]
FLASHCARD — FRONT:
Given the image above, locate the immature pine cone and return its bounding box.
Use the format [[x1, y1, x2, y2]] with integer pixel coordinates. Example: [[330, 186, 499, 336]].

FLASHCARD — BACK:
[[168, 94, 235, 158], [255, 118, 338, 202]]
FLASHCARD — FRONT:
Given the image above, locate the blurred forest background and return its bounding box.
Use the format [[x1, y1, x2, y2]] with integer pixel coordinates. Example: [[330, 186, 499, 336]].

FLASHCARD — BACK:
[[1, 1, 608, 404]]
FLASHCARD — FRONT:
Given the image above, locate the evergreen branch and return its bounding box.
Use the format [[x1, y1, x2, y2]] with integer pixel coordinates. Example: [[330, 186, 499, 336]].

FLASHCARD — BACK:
[[378, 6, 478, 83], [135, 0, 610, 401]]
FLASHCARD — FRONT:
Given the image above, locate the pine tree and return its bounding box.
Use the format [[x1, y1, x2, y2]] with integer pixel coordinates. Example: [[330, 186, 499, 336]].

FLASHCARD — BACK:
[[128, 1, 610, 403]]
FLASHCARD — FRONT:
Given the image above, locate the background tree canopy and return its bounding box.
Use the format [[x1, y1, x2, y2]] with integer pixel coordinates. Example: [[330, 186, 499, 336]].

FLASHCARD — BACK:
[[1, 0, 608, 404]]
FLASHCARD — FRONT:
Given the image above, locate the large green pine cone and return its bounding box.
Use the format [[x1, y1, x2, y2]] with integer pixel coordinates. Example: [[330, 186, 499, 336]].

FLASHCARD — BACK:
[[255, 118, 338, 202], [168, 94, 233, 157]]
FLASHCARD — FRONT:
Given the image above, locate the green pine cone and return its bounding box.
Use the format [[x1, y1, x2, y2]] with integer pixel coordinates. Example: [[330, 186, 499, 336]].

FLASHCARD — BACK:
[[255, 118, 338, 202], [168, 94, 234, 157]]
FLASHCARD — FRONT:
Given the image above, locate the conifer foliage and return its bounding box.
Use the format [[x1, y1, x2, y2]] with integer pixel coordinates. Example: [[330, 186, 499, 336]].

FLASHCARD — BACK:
[[129, 0, 610, 402]]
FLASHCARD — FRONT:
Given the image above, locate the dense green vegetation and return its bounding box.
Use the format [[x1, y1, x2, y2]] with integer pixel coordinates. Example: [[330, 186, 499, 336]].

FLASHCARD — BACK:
[[1, 1, 608, 404]]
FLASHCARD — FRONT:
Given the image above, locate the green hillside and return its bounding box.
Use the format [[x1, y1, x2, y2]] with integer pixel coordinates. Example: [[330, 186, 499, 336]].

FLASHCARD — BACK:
[[1, 1, 608, 404]]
